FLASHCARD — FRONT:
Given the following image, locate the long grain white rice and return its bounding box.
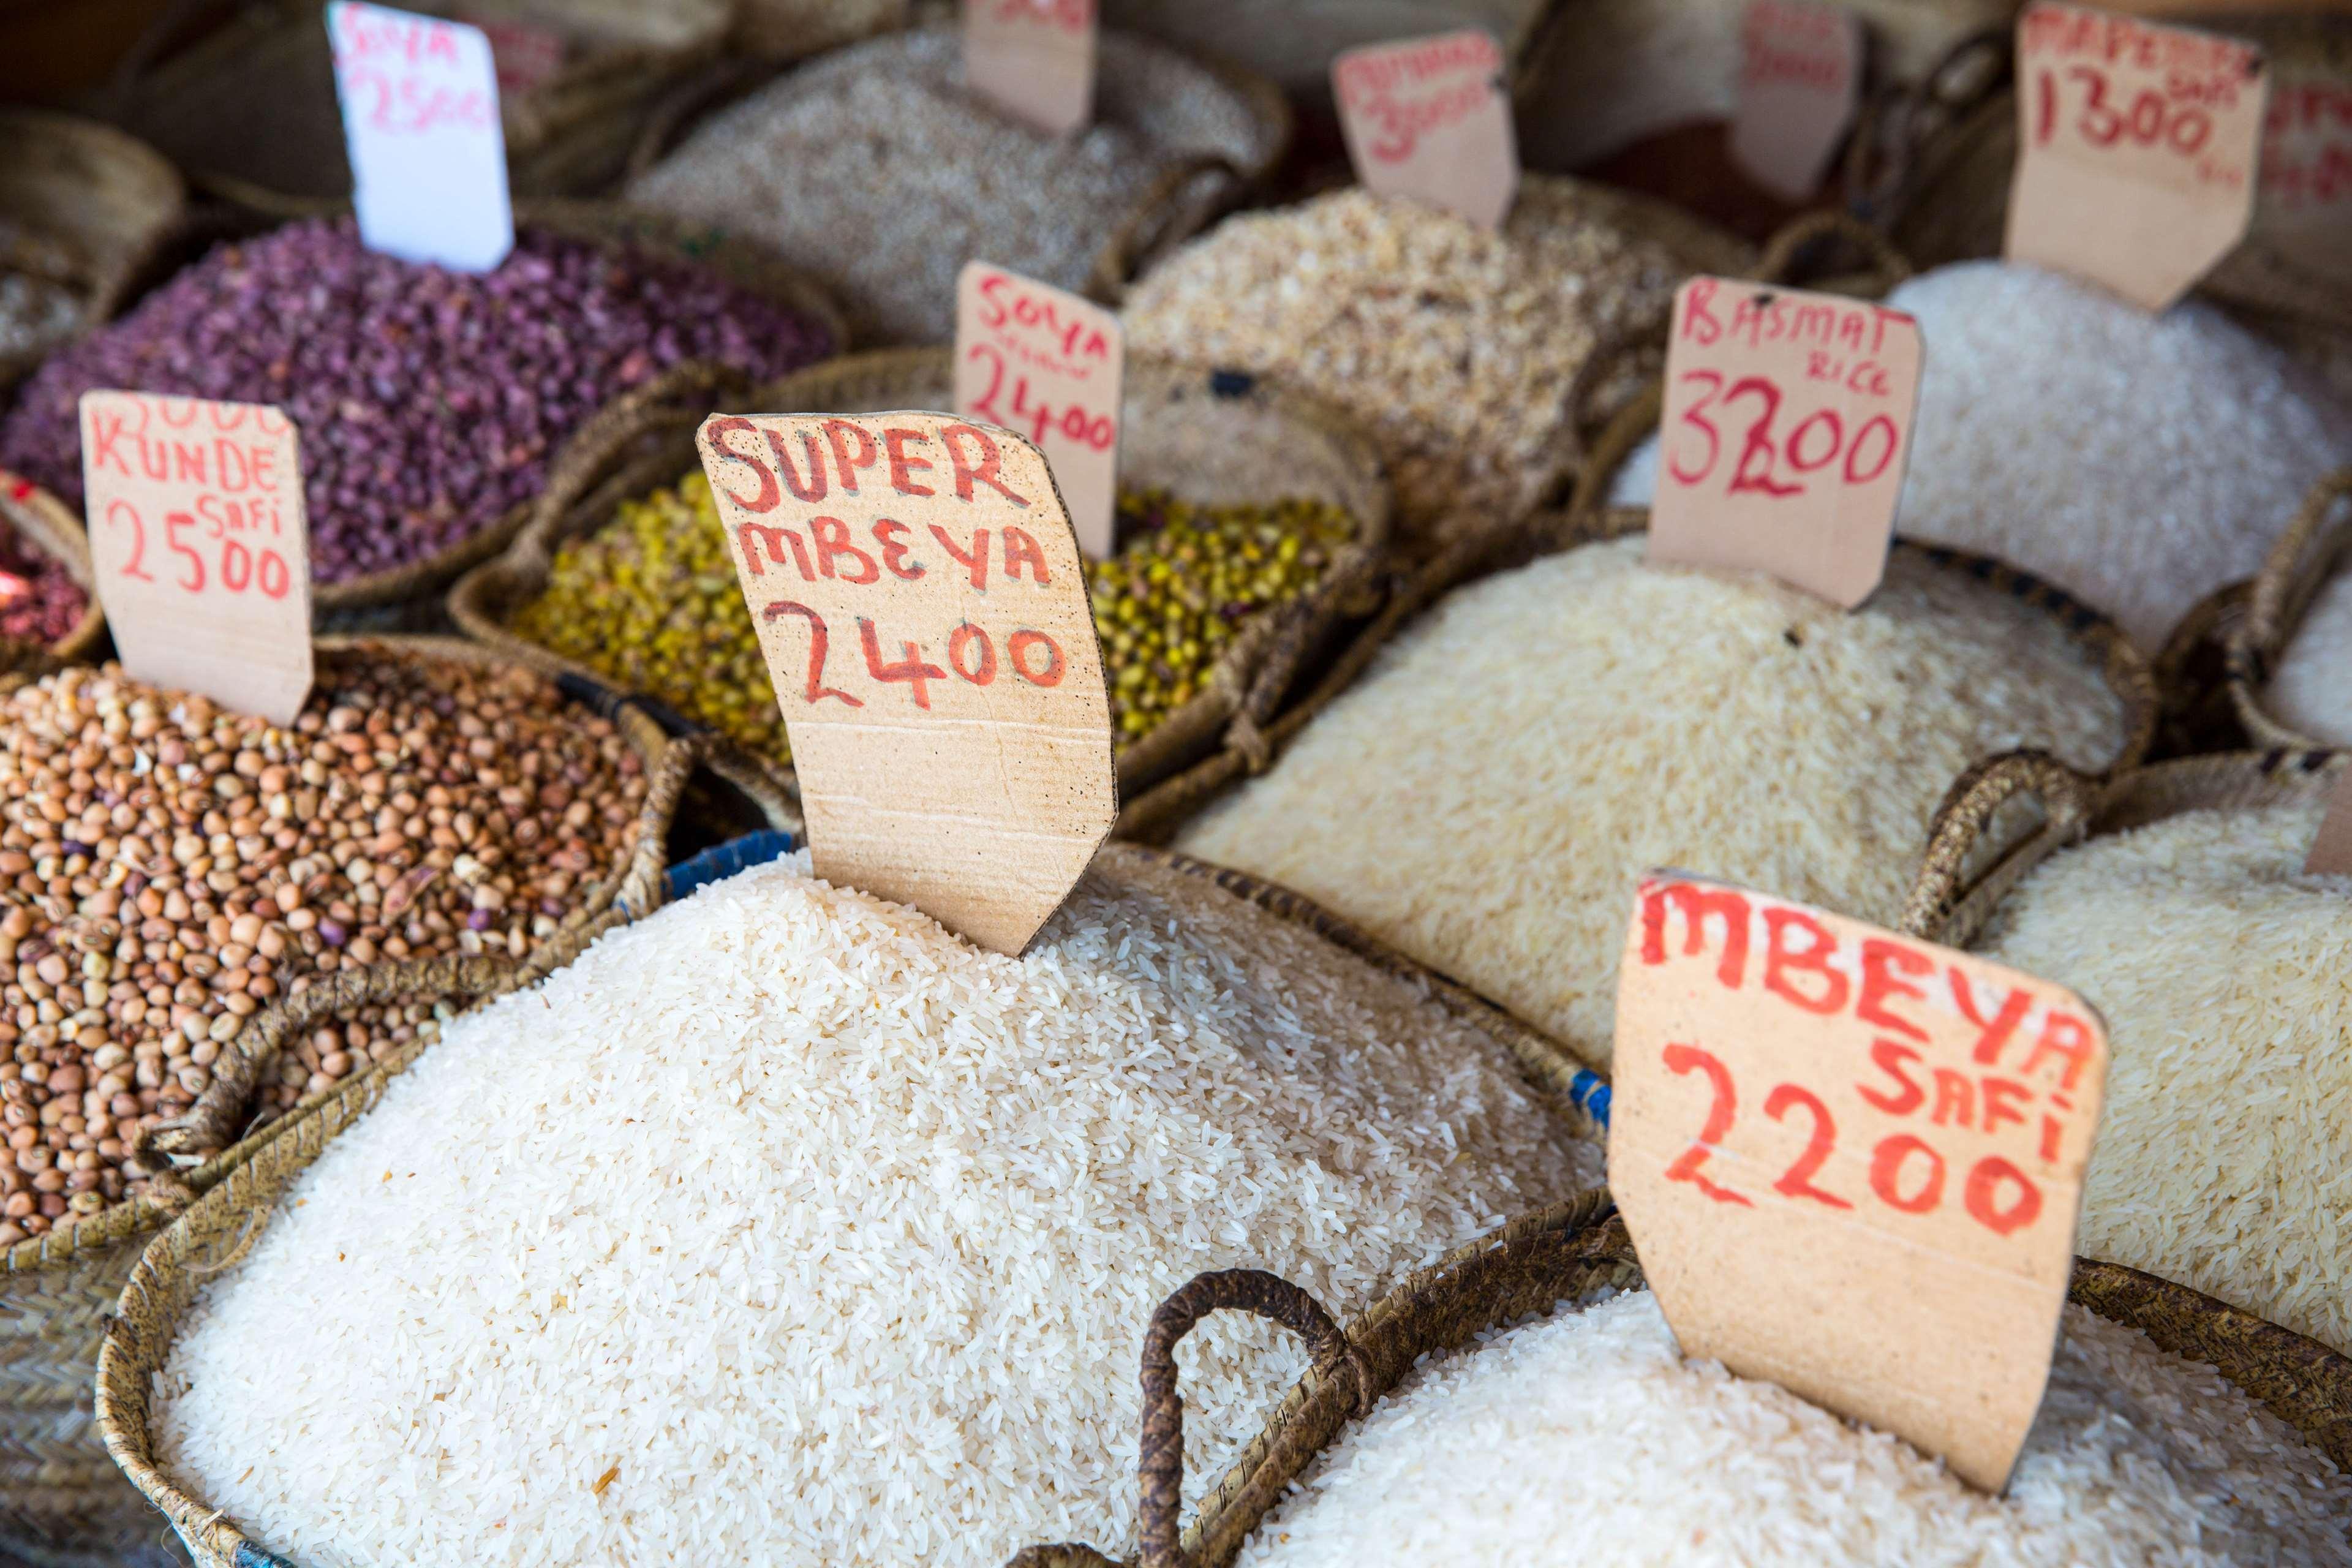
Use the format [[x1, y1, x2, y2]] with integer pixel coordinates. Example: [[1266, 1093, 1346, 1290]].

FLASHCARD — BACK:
[[1175, 536, 2126, 1068], [151, 846, 1598, 1567], [1979, 799, 2352, 1355], [2264, 569, 2352, 744], [1234, 1290, 2351, 1567], [1608, 262, 2352, 651]]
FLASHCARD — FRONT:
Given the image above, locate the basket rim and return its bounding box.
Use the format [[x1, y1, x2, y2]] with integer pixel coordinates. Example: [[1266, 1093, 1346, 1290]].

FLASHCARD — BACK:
[[0, 467, 108, 665], [2225, 470, 2352, 752]]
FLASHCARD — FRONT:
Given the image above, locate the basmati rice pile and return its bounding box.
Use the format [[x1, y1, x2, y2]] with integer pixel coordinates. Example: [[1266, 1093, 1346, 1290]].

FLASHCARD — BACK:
[[1978, 797, 2352, 1355], [1231, 1291, 2351, 1567], [150, 846, 1598, 1567], [1174, 536, 2127, 1069], [1608, 262, 2352, 652], [2264, 571, 2352, 745]]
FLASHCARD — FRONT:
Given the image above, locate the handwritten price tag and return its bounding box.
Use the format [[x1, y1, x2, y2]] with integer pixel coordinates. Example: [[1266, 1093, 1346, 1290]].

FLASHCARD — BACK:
[[1611, 875, 2108, 1493], [78, 392, 314, 724], [963, 0, 1097, 137], [1729, 0, 1863, 202], [328, 1, 514, 273], [2005, 1, 2268, 311], [954, 263, 1122, 560], [2250, 72, 2352, 316], [697, 410, 1115, 954], [1647, 277, 1922, 608], [2307, 768, 2352, 876], [1332, 30, 1519, 230]]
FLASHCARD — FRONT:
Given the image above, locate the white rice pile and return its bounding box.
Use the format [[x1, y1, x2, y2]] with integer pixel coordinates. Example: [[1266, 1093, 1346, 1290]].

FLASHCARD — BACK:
[[1175, 536, 2127, 1068], [1979, 799, 2352, 1355], [1608, 262, 2352, 651], [1234, 1290, 2352, 1568], [150, 846, 1598, 1568], [2264, 570, 2352, 745]]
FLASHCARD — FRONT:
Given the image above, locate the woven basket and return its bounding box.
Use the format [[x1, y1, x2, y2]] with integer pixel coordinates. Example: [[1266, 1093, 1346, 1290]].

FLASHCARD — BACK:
[[0, 633, 789, 1566], [0, 473, 106, 670], [1003, 1196, 2352, 1568], [92, 843, 1606, 1568], [96, 0, 729, 216], [0, 111, 186, 396], [451, 345, 1394, 803], [2226, 468, 2352, 750]]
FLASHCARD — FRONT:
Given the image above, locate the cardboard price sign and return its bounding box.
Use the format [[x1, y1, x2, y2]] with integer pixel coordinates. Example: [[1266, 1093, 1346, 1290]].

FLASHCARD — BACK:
[[328, 1, 514, 273], [78, 392, 314, 725], [1729, 0, 1864, 202], [2260, 75, 2352, 298], [1611, 875, 2108, 1492], [697, 411, 1116, 954], [1332, 30, 1519, 230], [1647, 277, 1923, 608], [2306, 768, 2352, 877], [954, 262, 1123, 560], [2005, 1, 2268, 312], [963, 0, 1097, 137]]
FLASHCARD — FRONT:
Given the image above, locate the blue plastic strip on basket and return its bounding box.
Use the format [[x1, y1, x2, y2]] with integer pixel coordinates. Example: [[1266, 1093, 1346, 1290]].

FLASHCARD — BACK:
[[1570, 1069, 1611, 1129], [662, 830, 799, 903]]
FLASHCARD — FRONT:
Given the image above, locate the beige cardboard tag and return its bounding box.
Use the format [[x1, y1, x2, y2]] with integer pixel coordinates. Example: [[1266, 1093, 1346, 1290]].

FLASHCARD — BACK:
[[77, 392, 314, 725], [2260, 72, 2352, 295], [1611, 874, 2108, 1493], [953, 262, 1123, 560], [963, 0, 1096, 137], [1646, 277, 1923, 608], [2305, 769, 2352, 877], [1332, 30, 1519, 230], [2005, 1, 2269, 312], [1729, 0, 1864, 202], [697, 411, 1117, 954]]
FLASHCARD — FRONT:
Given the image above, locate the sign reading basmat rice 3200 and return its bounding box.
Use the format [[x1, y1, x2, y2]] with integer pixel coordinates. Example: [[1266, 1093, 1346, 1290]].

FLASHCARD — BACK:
[[696, 412, 1116, 956]]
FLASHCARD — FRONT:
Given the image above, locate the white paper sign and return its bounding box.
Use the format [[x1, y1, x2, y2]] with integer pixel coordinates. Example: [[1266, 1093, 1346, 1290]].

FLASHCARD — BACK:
[[328, 1, 514, 273]]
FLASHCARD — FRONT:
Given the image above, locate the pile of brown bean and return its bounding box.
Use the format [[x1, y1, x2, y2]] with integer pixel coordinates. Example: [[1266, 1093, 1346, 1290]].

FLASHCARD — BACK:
[[0, 650, 650, 1242]]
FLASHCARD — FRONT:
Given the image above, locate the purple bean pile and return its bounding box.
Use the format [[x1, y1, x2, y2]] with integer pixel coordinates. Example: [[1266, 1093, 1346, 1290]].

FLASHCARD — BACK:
[[0, 219, 835, 586]]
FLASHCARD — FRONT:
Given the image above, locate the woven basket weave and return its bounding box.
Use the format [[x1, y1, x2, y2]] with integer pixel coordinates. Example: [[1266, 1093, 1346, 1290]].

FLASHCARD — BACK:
[[92, 843, 1605, 1568], [2226, 468, 2352, 751], [1004, 1197, 2352, 1568], [450, 345, 1395, 804], [0, 634, 789, 1565], [0, 473, 106, 671]]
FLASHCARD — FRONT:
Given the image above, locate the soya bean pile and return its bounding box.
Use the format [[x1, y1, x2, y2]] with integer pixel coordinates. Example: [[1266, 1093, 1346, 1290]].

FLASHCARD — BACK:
[[627, 27, 1265, 346], [1123, 179, 1754, 552], [0, 219, 834, 587], [0, 650, 649, 1242], [514, 472, 1354, 759]]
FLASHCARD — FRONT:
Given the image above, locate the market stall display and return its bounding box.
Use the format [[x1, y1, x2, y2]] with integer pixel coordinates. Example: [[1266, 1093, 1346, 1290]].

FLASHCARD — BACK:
[[0, 206, 839, 617], [100, 845, 1601, 1568], [1161, 511, 2152, 1069], [625, 25, 1287, 347]]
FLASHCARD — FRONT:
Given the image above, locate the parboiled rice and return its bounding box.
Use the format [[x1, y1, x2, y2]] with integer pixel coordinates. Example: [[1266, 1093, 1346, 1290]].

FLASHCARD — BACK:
[[1979, 800, 2352, 1355], [1175, 536, 2127, 1069], [1234, 1290, 2351, 1567], [151, 846, 1598, 1567]]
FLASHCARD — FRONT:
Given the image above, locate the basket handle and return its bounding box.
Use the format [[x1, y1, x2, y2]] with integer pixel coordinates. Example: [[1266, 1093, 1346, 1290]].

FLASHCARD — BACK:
[[1842, 24, 2013, 225], [1753, 211, 1913, 295], [524, 358, 750, 552], [1899, 750, 2098, 946], [2235, 468, 2352, 688], [1090, 151, 1248, 305]]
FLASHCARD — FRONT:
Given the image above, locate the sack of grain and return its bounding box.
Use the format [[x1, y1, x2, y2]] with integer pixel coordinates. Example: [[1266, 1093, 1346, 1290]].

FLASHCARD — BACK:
[[97, 842, 1604, 1568], [450, 347, 1393, 802], [0, 637, 786, 1563], [2229, 468, 2352, 749], [1122, 176, 1754, 558], [1602, 261, 2352, 658], [1151, 508, 2153, 1075], [1004, 1204, 2352, 1568], [1902, 747, 2352, 1359], [625, 24, 1289, 349], [0, 203, 842, 626]]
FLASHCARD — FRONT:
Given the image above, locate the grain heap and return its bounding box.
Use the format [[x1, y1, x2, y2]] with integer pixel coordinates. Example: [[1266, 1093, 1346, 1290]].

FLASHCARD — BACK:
[[1232, 1291, 2351, 1567], [2265, 575, 2352, 744], [1175, 537, 2127, 1068], [513, 473, 1355, 759], [0, 652, 649, 1242], [0, 220, 834, 587], [627, 28, 1265, 346], [1608, 262, 2352, 651], [148, 848, 1597, 1567], [1977, 799, 2352, 1354], [1122, 179, 1753, 551]]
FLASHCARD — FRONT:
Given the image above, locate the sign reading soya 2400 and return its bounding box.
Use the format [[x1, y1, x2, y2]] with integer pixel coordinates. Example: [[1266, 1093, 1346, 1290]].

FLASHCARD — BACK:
[[696, 412, 1116, 956]]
